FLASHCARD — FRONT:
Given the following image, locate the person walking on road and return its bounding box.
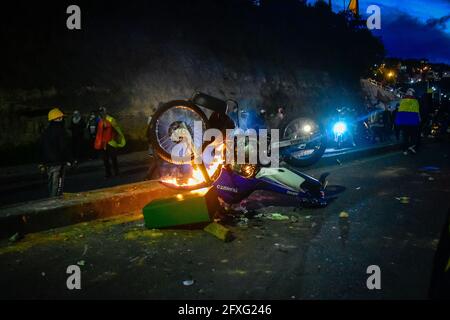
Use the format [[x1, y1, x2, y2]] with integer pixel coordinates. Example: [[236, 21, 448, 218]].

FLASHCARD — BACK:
[[94, 107, 126, 178], [395, 88, 421, 155], [40, 108, 72, 197], [70, 110, 85, 164]]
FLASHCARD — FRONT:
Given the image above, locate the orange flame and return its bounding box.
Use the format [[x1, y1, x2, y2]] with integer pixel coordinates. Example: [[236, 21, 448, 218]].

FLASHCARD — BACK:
[[161, 144, 225, 188]]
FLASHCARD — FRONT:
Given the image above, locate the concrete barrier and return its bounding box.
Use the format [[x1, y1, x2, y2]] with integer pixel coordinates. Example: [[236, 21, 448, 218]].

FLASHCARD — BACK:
[[0, 180, 179, 239]]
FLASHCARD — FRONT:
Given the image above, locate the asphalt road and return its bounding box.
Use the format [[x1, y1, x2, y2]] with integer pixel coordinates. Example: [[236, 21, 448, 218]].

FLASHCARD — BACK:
[[0, 142, 449, 299], [0, 160, 149, 206]]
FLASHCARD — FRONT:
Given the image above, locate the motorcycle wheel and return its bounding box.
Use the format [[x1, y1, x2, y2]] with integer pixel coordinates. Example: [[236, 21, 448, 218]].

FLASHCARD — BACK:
[[281, 117, 327, 167], [149, 100, 209, 164], [148, 100, 223, 190]]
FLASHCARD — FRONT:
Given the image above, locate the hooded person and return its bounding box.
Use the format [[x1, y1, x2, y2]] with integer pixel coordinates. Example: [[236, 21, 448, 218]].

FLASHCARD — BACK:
[[395, 88, 421, 155], [70, 110, 85, 163], [40, 108, 72, 197], [94, 107, 126, 177]]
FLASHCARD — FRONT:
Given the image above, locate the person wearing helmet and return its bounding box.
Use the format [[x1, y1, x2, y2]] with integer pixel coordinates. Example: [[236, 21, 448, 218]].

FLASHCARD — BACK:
[[39, 108, 72, 197], [395, 88, 421, 155], [95, 107, 126, 178]]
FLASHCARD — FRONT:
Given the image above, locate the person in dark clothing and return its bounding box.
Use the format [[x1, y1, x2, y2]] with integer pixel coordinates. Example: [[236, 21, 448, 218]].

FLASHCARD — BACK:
[[86, 111, 99, 159], [70, 110, 85, 163], [392, 103, 401, 141], [381, 106, 391, 141], [40, 108, 72, 197], [395, 88, 421, 155], [145, 115, 160, 180]]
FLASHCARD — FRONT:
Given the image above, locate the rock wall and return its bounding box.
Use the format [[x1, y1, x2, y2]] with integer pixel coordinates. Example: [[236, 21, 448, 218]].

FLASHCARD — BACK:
[[0, 39, 362, 165]]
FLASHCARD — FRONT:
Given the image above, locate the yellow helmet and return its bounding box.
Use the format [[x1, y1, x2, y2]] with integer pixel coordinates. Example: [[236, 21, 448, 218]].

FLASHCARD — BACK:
[[48, 108, 64, 121]]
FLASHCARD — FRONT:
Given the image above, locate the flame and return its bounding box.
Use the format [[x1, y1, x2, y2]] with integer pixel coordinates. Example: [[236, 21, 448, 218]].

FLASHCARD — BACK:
[[161, 144, 225, 188]]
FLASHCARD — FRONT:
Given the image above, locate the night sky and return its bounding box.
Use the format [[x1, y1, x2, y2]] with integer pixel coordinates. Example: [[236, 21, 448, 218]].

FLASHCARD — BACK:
[[310, 0, 450, 64]]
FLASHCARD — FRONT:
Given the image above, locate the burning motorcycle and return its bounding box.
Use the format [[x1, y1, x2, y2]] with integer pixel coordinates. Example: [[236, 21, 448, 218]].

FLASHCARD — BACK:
[[148, 92, 330, 207]]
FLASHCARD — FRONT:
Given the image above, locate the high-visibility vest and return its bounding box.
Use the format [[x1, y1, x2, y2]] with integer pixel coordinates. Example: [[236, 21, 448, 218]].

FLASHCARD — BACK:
[[94, 116, 126, 150], [395, 97, 420, 126]]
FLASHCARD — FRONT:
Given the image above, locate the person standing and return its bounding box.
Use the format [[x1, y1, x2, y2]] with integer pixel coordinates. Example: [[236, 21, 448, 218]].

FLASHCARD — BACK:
[[70, 110, 85, 164], [270, 106, 286, 129], [395, 88, 421, 155], [40, 108, 72, 197], [86, 111, 99, 159], [94, 107, 126, 178], [145, 115, 160, 180]]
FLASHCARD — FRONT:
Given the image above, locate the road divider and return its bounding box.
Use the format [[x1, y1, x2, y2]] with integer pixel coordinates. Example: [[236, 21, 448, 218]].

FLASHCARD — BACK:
[[0, 180, 179, 239]]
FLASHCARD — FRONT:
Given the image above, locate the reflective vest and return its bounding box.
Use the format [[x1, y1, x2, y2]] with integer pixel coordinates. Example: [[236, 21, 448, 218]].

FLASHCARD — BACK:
[[395, 96, 420, 126], [94, 116, 126, 150]]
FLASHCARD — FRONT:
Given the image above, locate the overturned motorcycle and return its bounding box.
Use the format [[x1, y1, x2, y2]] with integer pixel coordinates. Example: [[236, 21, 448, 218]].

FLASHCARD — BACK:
[[148, 92, 330, 208]]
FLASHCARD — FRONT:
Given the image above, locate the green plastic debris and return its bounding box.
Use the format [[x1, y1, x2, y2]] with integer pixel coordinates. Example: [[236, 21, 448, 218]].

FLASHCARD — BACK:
[[395, 197, 410, 204], [143, 187, 219, 229], [204, 222, 233, 242], [8, 232, 23, 243], [267, 213, 290, 221]]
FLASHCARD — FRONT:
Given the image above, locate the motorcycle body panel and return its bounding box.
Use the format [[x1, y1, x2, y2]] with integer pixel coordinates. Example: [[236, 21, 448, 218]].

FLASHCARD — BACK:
[[212, 167, 325, 205]]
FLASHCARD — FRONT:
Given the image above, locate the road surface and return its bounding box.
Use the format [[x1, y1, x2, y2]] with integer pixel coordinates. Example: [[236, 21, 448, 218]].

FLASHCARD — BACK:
[[0, 142, 449, 299]]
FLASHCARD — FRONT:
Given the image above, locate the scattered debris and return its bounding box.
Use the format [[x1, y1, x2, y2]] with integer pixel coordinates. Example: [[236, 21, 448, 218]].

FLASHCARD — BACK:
[[274, 243, 297, 252], [8, 232, 23, 243], [82, 245, 88, 256], [339, 211, 349, 219], [267, 213, 290, 221], [355, 187, 361, 190], [236, 216, 249, 228], [204, 222, 234, 242], [395, 197, 410, 204], [428, 177, 435, 181], [336, 159, 342, 165], [77, 260, 85, 266], [221, 259, 229, 263], [289, 216, 299, 223], [305, 215, 312, 219], [182, 280, 195, 286]]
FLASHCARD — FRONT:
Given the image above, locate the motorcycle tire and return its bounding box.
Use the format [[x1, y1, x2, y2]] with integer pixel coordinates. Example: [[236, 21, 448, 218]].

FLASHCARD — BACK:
[[148, 99, 223, 190], [281, 118, 327, 167], [149, 100, 209, 165]]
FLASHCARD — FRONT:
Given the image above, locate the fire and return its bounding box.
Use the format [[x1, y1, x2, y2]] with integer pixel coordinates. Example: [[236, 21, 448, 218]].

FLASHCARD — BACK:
[[161, 144, 225, 188]]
